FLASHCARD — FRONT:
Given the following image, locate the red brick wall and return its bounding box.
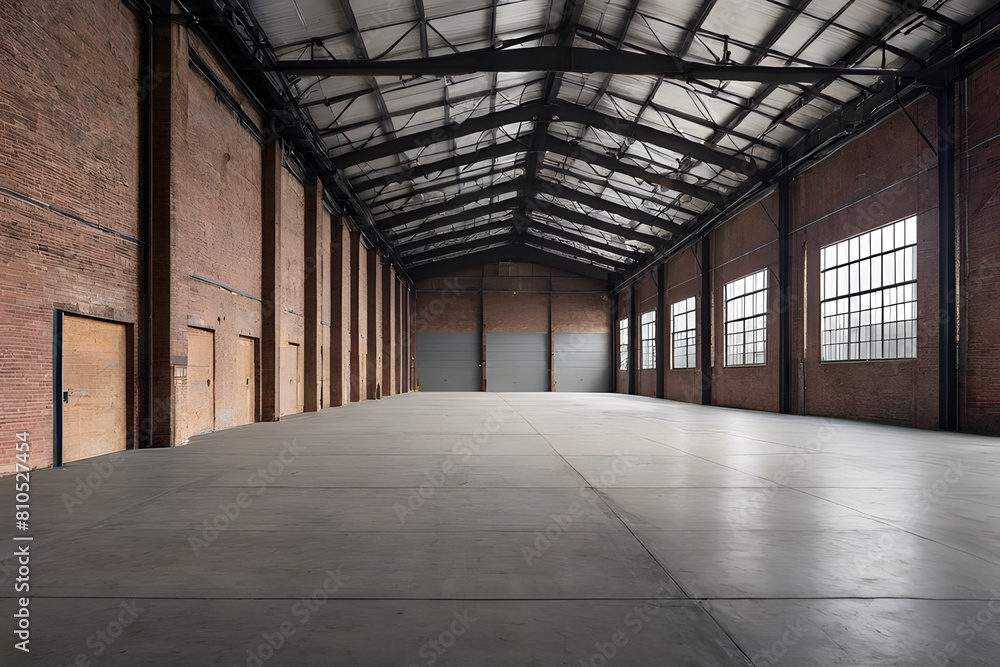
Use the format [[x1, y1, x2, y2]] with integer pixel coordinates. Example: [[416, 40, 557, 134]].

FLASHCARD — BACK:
[[634, 273, 656, 397], [789, 97, 938, 427], [960, 52, 1000, 434], [664, 243, 703, 403], [710, 192, 781, 413], [0, 0, 142, 470], [173, 34, 264, 438]]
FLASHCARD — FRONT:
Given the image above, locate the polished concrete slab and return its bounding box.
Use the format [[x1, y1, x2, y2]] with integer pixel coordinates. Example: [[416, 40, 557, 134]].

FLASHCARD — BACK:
[[2, 392, 999, 665]]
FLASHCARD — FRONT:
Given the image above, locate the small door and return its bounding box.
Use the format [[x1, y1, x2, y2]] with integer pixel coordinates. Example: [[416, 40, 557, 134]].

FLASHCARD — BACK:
[[235, 336, 256, 426], [62, 315, 128, 462], [280, 342, 301, 416], [186, 327, 215, 437]]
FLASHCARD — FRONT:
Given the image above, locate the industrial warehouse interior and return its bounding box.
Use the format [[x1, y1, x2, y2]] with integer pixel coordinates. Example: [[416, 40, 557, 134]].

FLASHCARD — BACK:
[[2, 0, 1000, 664]]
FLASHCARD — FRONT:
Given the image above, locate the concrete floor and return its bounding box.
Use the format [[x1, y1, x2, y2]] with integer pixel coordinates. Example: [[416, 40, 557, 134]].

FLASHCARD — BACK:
[[3, 393, 1000, 666]]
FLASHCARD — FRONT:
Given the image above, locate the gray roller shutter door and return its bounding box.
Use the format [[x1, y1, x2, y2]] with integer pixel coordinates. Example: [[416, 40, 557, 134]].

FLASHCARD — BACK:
[[553, 333, 610, 392], [485, 332, 550, 392], [416, 333, 481, 391]]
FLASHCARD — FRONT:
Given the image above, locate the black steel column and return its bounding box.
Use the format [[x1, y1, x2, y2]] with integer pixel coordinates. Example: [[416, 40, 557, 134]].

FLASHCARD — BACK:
[[610, 293, 618, 392], [52, 309, 64, 469], [938, 83, 958, 430], [655, 264, 666, 399], [700, 237, 712, 405], [778, 179, 791, 414], [627, 283, 637, 395]]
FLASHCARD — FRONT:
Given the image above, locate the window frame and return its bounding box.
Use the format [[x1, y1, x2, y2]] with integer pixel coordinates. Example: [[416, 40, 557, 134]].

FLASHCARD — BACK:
[[820, 216, 918, 362], [639, 310, 656, 370], [670, 296, 697, 370], [724, 269, 769, 367], [618, 318, 629, 371]]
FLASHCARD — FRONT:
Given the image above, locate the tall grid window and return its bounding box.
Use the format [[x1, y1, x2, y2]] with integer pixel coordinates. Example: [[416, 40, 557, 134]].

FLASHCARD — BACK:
[[618, 318, 629, 370], [725, 269, 768, 366], [821, 216, 917, 361], [640, 311, 656, 370], [671, 296, 696, 369]]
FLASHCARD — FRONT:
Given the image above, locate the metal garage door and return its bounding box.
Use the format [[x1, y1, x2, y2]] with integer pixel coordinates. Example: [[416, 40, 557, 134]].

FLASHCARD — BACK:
[[486, 332, 549, 392], [416, 333, 481, 391], [553, 333, 610, 392]]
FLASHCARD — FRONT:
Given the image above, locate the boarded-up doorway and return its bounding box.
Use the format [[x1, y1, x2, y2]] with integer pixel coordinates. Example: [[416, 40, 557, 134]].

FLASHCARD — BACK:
[[280, 342, 303, 416], [62, 314, 128, 462], [186, 327, 215, 438], [235, 335, 257, 426]]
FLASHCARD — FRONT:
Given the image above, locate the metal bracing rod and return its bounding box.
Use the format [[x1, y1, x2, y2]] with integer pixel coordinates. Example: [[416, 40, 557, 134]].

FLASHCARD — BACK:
[[406, 244, 613, 282], [357, 134, 723, 208], [521, 233, 631, 272], [677, 0, 719, 56], [390, 195, 667, 249], [273, 46, 913, 83], [511, 212, 644, 260], [353, 140, 531, 193], [332, 100, 754, 173], [396, 218, 512, 253], [378, 178, 687, 235], [404, 230, 629, 273], [398, 215, 639, 267]]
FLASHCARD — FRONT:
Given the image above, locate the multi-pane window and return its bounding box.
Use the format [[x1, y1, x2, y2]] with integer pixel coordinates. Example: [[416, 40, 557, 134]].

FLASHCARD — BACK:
[[724, 269, 768, 366], [618, 318, 629, 370], [671, 297, 696, 369], [640, 311, 656, 370], [821, 216, 917, 361]]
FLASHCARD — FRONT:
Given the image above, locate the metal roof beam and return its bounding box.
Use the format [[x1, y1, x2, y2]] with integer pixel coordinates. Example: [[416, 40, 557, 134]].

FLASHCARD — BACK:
[[391, 195, 667, 248], [274, 46, 912, 82], [378, 178, 686, 235], [352, 138, 531, 193], [406, 244, 613, 282], [391, 199, 517, 240], [521, 233, 631, 272], [396, 219, 513, 253], [512, 212, 645, 261], [332, 100, 753, 173]]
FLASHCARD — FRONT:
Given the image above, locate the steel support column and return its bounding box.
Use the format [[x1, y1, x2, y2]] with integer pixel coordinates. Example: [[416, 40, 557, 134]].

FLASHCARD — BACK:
[[656, 264, 666, 399], [778, 179, 791, 415], [628, 284, 637, 395], [937, 83, 958, 431], [700, 237, 713, 405]]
